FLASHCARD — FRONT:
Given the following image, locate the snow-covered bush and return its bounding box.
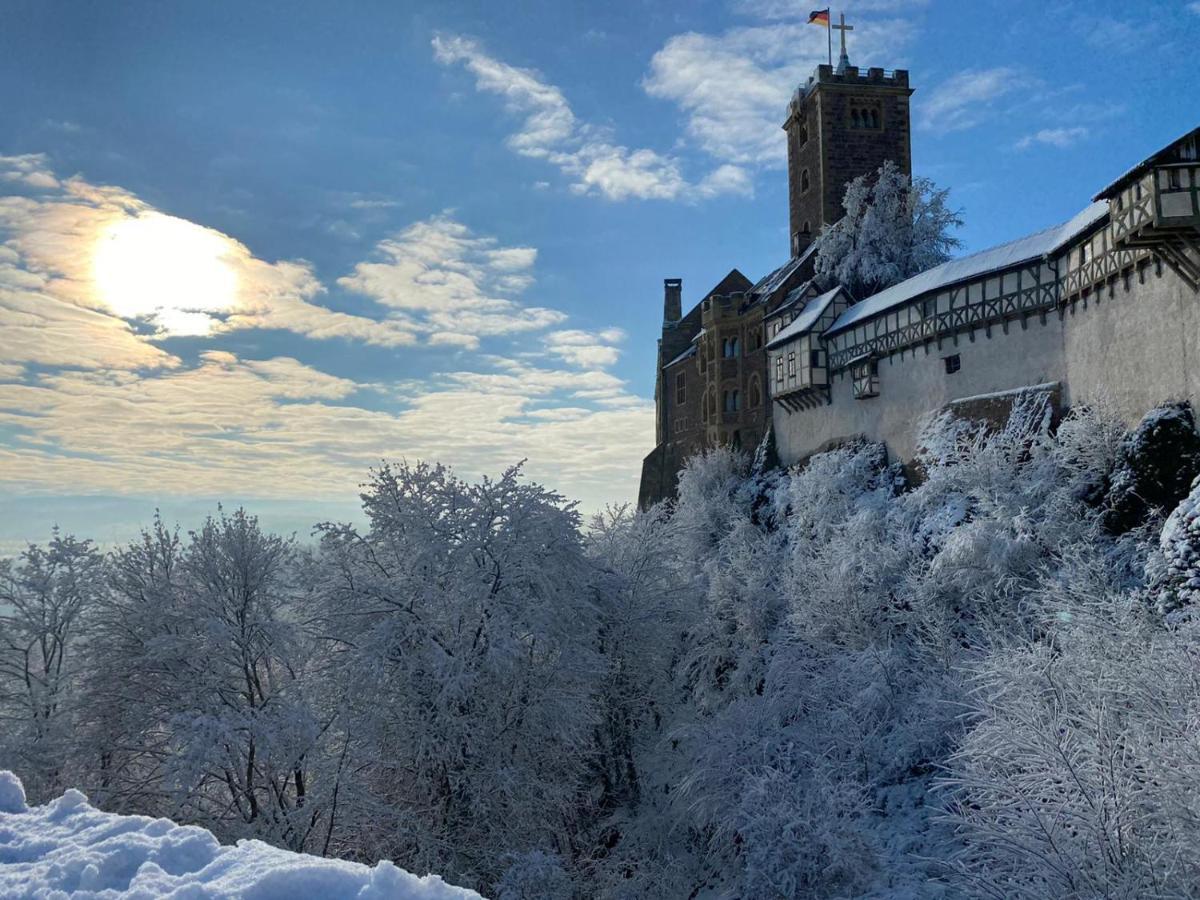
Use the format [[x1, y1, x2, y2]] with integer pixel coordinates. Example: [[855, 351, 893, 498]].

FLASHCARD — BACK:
[[1147, 475, 1200, 619], [1104, 401, 1200, 533]]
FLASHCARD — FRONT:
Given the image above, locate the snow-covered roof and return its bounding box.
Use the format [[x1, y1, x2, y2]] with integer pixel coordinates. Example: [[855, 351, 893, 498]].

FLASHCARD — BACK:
[[749, 243, 817, 301], [767, 286, 846, 349], [665, 344, 697, 368], [826, 202, 1109, 336]]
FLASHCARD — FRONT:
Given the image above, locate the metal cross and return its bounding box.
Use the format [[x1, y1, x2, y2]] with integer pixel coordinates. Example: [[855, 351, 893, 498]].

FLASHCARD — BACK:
[[832, 12, 853, 58]]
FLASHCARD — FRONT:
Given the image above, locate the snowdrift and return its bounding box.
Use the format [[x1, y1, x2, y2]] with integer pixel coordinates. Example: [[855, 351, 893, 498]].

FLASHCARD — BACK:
[[0, 771, 482, 899]]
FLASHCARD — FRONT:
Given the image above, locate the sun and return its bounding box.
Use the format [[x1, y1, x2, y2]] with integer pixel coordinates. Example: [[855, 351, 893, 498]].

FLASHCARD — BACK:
[[93, 212, 239, 335]]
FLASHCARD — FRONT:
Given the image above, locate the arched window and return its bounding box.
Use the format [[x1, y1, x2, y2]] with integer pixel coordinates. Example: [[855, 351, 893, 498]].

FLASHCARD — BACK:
[[749, 376, 762, 408], [801, 169, 810, 192], [701, 389, 710, 423], [802, 220, 811, 235], [851, 109, 861, 129], [733, 390, 740, 411], [731, 337, 740, 357]]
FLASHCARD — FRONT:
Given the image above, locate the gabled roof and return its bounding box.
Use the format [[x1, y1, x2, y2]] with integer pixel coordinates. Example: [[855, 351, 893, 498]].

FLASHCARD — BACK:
[[826, 201, 1109, 336], [767, 286, 851, 349], [748, 242, 818, 302], [679, 268, 754, 325], [1093, 125, 1200, 200]]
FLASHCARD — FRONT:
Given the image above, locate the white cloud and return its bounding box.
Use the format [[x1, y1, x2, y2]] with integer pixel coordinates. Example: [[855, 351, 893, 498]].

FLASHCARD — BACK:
[[917, 67, 1028, 134], [338, 215, 567, 349], [643, 20, 916, 168], [432, 34, 751, 201], [0, 154, 60, 190], [733, 0, 928, 16], [544, 328, 627, 367], [1015, 126, 1089, 150], [0, 353, 653, 511], [1190, 1, 1200, 14], [1077, 16, 1157, 51]]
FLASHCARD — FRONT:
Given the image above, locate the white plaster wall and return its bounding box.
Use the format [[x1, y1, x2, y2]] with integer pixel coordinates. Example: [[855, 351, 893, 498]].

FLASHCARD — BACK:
[[1060, 266, 1200, 420], [773, 266, 1200, 466], [775, 314, 1069, 463]]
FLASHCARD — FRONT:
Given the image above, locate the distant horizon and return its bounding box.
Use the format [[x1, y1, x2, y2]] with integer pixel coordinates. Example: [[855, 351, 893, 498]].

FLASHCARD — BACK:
[[3, 0, 1198, 550]]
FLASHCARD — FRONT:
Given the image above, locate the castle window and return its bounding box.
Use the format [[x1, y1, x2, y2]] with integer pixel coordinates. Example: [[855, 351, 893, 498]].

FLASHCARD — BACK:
[[675, 371, 686, 404], [787, 351, 797, 377], [1079, 243, 1090, 266], [944, 354, 961, 375], [733, 390, 740, 411], [749, 377, 762, 408], [731, 337, 740, 357], [922, 297, 937, 319], [802, 220, 811, 235], [850, 103, 882, 130], [797, 124, 809, 148], [810, 350, 821, 369], [775, 356, 784, 385], [1167, 168, 1182, 190], [801, 169, 810, 193]]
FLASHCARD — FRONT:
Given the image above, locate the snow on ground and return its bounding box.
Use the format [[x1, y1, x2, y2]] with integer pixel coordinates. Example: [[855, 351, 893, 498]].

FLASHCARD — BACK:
[[0, 771, 483, 900]]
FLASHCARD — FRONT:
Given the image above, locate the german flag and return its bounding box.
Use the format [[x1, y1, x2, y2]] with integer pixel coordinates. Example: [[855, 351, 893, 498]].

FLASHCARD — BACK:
[[808, 8, 830, 26]]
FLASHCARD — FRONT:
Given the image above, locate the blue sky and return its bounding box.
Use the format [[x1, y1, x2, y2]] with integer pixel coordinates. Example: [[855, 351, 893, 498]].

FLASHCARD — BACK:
[[1, 0, 1197, 549]]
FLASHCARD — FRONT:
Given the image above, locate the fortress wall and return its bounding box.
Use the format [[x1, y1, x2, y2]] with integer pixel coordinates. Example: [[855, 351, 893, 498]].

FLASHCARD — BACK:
[[1060, 266, 1200, 420]]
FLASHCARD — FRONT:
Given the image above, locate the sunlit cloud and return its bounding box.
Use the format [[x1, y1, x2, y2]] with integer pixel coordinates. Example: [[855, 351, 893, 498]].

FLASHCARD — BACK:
[[0, 158, 654, 512]]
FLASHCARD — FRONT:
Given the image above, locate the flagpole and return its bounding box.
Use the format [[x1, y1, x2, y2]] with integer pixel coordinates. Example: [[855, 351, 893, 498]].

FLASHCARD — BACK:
[[827, 15, 832, 67]]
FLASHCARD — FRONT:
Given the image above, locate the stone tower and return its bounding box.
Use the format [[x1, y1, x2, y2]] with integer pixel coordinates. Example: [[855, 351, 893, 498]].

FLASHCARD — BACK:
[[783, 63, 914, 257]]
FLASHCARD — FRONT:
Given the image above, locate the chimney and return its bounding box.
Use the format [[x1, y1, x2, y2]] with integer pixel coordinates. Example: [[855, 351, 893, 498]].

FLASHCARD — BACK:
[[663, 278, 682, 325]]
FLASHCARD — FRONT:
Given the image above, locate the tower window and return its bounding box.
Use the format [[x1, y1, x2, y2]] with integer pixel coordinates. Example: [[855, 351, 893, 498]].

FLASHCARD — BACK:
[[802, 220, 811, 235], [944, 354, 961, 375], [849, 103, 882, 130], [801, 169, 810, 193], [675, 371, 686, 404], [797, 124, 809, 148]]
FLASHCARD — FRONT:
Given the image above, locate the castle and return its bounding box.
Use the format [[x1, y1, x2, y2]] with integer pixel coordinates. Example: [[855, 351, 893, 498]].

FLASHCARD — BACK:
[[639, 48, 1200, 508]]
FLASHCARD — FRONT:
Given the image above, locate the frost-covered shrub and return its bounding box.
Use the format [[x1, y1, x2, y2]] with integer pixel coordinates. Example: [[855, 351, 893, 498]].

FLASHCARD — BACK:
[[945, 605, 1200, 898], [736, 763, 877, 900], [1104, 401, 1200, 533], [495, 850, 573, 900], [1147, 475, 1200, 619]]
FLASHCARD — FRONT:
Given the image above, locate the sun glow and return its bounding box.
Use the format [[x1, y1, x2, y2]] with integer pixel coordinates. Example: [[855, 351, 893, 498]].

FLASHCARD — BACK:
[[93, 212, 239, 335]]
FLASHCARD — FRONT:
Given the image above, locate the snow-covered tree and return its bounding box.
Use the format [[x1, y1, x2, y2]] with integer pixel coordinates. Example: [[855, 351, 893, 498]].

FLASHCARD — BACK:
[[0, 532, 105, 802], [815, 160, 962, 298], [314, 461, 601, 891], [76, 509, 331, 852]]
